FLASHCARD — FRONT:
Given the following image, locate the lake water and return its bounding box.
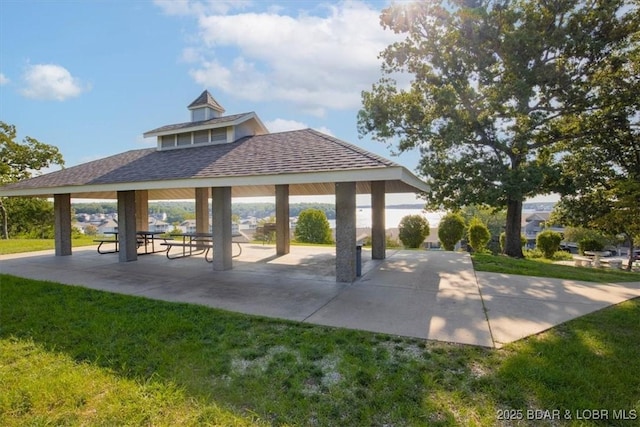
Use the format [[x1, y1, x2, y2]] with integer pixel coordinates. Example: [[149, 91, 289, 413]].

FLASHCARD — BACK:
[[327, 208, 444, 229]]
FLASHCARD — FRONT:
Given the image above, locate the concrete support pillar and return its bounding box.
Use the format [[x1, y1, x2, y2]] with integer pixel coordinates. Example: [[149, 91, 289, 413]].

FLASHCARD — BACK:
[[371, 181, 386, 260], [54, 193, 72, 256], [335, 182, 357, 282], [195, 187, 209, 234], [135, 190, 149, 231], [212, 187, 233, 271], [275, 184, 290, 256], [117, 190, 138, 262]]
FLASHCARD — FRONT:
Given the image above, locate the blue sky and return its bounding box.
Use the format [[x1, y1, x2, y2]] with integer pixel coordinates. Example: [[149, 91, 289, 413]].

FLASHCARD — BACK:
[[0, 1, 415, 169], [0, 0, 557, 205]]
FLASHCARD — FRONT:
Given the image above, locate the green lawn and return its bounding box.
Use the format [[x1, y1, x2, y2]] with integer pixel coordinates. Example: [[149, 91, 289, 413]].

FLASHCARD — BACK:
[[0, 237, 97, 255], [472, 252, 640, 283], [1, 274, 639, 426]]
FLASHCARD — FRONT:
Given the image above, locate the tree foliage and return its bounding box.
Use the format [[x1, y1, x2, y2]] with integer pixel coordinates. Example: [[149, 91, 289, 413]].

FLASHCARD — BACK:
[[359, 0, 638, 258], [2, 197, 55, 238], [398, 214, 430, 248], [294, 209, 333, 244], [437, 212, 466, 250], [551, 10, 640, 269], [0, 122, 64, 239]]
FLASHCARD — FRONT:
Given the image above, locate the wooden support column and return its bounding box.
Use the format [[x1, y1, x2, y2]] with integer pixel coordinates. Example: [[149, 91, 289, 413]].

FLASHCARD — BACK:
[[275, 184, 290, 256], [135, 190, 149, 231], [54, 193, 72, 256], [212, 187, 232, 271], [335, 182, 357, 282], [117, 190, 138, 262], [195, 187, 209, 234], [371, 181, 386, 260]]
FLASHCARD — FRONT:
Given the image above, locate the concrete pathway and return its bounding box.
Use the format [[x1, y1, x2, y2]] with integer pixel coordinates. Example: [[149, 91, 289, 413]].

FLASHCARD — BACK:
[[2, 245, 639, 348], [476, 271, 640, 347]]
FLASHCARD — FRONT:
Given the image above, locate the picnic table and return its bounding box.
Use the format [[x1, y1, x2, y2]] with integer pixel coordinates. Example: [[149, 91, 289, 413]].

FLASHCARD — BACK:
[[161, 232, 248, 262], [94, 231, 170, 255]]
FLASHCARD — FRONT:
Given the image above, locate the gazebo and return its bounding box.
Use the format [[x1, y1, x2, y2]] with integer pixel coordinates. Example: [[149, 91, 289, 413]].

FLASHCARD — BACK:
[[0, 91, 428, 282]]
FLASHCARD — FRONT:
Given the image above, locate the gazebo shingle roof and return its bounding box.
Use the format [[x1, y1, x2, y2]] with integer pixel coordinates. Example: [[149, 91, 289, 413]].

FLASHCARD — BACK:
[[0, 129, 425, 199]]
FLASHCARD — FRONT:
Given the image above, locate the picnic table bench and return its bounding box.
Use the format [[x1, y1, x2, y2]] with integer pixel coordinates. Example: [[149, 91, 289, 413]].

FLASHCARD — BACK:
[[161, 232, 248, 262], [574, 256, 593, 267], [600, 258, 623, 269], [94, 231, 169, 255]]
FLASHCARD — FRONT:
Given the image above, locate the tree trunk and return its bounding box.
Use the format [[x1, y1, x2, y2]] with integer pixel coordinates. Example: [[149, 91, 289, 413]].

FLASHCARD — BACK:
[[627, 235, 635, 272], [504, 197, 524, 258], [0, 198, 8, 239]]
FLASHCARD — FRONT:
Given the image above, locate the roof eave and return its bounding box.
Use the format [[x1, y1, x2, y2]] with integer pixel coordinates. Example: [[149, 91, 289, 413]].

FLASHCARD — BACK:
[[142, 112, 266, 138], [0, 166, 427, 199]]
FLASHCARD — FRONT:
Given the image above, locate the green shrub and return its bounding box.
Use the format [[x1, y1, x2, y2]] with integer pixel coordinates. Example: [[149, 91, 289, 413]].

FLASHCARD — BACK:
[[398, 215, 430, 248], [499, 232, 527, 253], [536, 230, 562, 259], [552, 250, 574, 261], [386, 234, 401, 248], [579, 238, 604, 254], [362, 234, 401, 248], [467, 218, 491, 253], [524, 248, 544, 259], [438, 212, 466, 251], [294, 209, 333, 244]]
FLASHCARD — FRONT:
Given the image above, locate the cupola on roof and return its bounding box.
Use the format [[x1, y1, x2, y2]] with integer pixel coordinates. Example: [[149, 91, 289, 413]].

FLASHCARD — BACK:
[[188, 90, 225, 114], [143, 91, 269, 150]]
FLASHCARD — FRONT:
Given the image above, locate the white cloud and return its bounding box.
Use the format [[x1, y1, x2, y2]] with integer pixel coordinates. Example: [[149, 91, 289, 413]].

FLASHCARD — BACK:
[[154, 0, 252, 16], [0, 73, 9, 85], [263, 118, 334, 136], [21, 64, 88, 101], [167, 1, 401, 116], [264, 118, 308, 133], [313, 126, 334, 136]]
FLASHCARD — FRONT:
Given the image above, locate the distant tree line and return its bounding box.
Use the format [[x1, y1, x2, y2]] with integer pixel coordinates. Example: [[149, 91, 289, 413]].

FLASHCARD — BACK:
[[72, 202, 337, 225]]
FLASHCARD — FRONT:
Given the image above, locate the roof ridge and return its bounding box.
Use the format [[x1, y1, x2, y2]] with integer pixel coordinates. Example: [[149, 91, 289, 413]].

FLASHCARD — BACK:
[[304, 128, 400, 167]]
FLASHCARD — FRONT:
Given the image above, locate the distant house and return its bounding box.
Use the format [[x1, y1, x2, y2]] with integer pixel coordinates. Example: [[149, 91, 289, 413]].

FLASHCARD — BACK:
[[148, 217, 170, 233], [523, 212, 564, 248], [97, 218, 118, 234], [424, 227, 442, 250], [180, 220, 197, 234]]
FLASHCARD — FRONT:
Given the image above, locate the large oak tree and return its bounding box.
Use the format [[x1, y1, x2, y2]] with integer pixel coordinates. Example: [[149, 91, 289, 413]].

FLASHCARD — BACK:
[[358, 0, 638, 257]]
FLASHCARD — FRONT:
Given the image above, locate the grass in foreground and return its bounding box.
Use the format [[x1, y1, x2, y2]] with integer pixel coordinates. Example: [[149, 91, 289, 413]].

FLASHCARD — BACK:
[[472, 252, 640, 283], [0, 237, 97, 255], [1, 275, 639, 426]]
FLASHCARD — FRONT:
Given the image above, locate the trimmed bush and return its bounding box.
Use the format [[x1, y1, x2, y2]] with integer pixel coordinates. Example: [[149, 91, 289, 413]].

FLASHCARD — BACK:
[[499, 232, 527, 253], [294, 209, 333, 244], [467, 218, 491, 253], [438, 213, 466, 251], [579, 238, 605, 254], [536, 230, 562, 258], [398, 215, 430, 248]]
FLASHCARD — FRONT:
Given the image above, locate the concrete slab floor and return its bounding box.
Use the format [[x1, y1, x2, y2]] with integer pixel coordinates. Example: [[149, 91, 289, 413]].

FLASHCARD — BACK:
[[2, 245, 639, 348]]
